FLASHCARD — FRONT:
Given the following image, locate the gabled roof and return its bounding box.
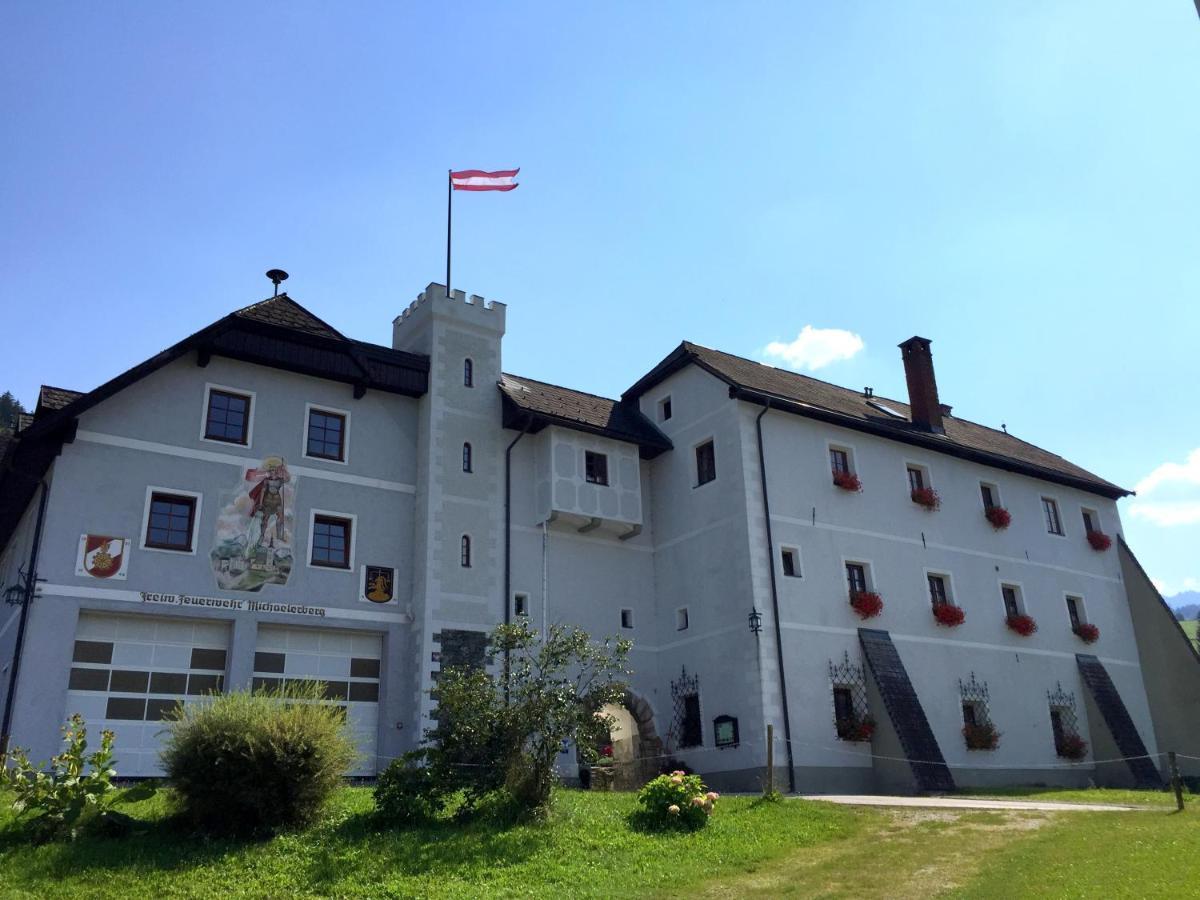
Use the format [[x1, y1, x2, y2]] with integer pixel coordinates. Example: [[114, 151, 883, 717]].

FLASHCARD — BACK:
[[234, 295, 347, 341], [36, 386, 84, 416], [626, 341, 1128, 499], [500, 374, 672, 458]]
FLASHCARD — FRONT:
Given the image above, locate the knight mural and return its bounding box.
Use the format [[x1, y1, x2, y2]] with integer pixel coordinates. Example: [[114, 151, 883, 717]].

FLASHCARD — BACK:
[[210, 456, 297, 591]]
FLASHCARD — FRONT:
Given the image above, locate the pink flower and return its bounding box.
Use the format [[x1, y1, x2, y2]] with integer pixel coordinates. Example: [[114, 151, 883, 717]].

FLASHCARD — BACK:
[[706, 791, 719, 800], [670, 775, 683, 785], [667, 804, 680, 815]]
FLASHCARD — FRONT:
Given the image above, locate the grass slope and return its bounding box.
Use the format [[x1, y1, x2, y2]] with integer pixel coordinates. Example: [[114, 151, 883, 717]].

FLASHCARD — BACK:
[[1179, 619, 1198, 643], [0, 788, 856, 899]]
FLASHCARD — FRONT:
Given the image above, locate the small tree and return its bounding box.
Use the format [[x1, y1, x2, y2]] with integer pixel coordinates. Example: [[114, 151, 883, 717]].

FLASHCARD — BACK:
[[0, 390, 26, 433], [425, 620, 630, 817]]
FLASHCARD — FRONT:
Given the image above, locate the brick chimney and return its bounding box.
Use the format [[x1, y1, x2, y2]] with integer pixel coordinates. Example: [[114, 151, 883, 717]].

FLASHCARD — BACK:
[[898, 336, 944, 433]]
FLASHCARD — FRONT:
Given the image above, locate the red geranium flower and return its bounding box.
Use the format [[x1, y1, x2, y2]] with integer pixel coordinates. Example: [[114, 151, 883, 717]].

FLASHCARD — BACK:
[[963, 721, 1000, 751], [1005, 614, 1038, 637], [833, 471, 862, 492], [985, 506, 1012, 530], [1057, 733, 1088, 761], [1087, 531, 1112, 552], [911, 486, 940, 510], [836, 717, 875, 742], [933, 604, 965, 627], [849, 590, 883, 619], [1073, 623, 1100, 644]]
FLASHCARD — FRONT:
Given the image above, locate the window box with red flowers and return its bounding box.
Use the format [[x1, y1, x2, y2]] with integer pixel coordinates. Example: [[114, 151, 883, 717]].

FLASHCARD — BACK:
[[833, 471, 862, 492], [835, 716, 875, 743], [932, 604, 965, 627], [962, 721, 1000, 751], [849, 590, 883, 619], [1005, 614, 1038, 637], [910, 486, 940, 510], [1086, 531, 1112, 552], [985, 506, 1012, 530], [1073, 622, 1100, 644], [1056, 733, 1088, 761]]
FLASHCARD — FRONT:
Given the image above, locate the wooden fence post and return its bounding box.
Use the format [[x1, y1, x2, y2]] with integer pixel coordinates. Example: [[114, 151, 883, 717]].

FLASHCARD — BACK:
[[1169, 751, 1184, 811]]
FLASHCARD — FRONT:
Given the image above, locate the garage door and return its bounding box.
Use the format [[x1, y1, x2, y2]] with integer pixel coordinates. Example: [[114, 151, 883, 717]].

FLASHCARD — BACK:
[[252, 625, 382, 776], [66, 612, 231, 776]]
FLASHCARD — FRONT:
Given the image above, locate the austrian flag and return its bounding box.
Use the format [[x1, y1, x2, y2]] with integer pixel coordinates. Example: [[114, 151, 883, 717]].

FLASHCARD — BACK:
[[451, 168, 519, 191]]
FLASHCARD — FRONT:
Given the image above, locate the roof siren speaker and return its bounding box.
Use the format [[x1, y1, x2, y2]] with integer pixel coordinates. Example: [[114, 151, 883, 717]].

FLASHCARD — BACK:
[[266, 269, 289, 297]]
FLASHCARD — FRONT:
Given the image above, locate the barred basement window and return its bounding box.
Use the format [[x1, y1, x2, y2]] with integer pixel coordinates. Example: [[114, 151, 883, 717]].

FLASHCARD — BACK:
[[1047, 682, 1084, 758], [959, 672, 999, 750], [671, 666, 702, 749], [829, 651, 873, 741]]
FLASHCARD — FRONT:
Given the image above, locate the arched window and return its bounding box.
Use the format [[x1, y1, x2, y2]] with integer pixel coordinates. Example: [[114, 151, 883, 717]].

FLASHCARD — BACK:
[[463, 358, 474, 387], [460, 535, 472, 568], [462, 442, 473, 473]]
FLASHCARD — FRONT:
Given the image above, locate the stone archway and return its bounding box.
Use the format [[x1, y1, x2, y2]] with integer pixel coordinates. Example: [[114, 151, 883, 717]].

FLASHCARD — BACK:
[[618, 690, 662, 789]]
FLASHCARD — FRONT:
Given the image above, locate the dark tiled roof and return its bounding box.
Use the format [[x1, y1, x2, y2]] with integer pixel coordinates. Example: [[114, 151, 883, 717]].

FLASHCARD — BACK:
[[234, 294, 347, 341], [627, 341, 1127, 498], [16, 413, 34, 432], [500, 374, 671, 456], [37, 385, 84, 413]]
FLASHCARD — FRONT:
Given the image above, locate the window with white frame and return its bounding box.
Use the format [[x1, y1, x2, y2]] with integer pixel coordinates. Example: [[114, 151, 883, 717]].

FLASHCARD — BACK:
[[1081, 508, 1101, 535], [927, 573, 950, 609], [305, 406, 348, 462], [143, 490, 201, 553], [845, 561, 870, 595], [906, 464, 928, 493], [980, 482, 1000, 510], [829, 446, 852, 476], [203, 386, 252, 446], [1042, 497, 1064, 535], [1065, 594, 1086, 629], [1000, 583, 1024, 618]]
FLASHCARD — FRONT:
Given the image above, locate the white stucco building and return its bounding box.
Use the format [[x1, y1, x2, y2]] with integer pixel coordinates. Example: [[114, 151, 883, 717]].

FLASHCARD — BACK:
[[2, 281, 1196, 792]]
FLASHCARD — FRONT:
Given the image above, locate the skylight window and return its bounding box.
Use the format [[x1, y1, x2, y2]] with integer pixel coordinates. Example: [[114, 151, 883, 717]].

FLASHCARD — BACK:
[[867, 400, 906, 419]]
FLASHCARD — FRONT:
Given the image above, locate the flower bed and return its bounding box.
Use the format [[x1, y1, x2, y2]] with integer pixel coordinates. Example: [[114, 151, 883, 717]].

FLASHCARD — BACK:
[[932, 604, 965, 627], [910, 486, 940, 510], [849, 590, 883, 619], [985, 506, 1012, 529], [1005, 614, 1038, 637], [1057, 733, 1088, 761], [836, 716, 875, 742], [833, 471, 862, 492], [1073, 622, 1100, 644], [963, 721, 1000, 751], [1087, 531, 1112, 552], [636, 771, 718, 830]]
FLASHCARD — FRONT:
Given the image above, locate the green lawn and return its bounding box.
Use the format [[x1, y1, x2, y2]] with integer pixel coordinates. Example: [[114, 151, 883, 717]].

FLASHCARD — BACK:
[[953, 785, 1186, 808], [1179, 619, 1198, 643], [1, 786, 1196, 898]]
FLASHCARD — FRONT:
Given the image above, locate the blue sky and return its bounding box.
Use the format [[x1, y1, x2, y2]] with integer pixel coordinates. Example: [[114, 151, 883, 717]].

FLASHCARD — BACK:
[[2, 2, 1198, 595]]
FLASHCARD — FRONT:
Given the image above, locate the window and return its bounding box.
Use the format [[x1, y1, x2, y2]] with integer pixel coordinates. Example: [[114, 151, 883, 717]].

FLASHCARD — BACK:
[[781, 548, 800, 578], [584, 451, 609, 485], [1082, 508, 1099, 535], [961, 701, 979, 728], [1042, 497, 1063, 535], [658, 396, 673, 421], [680, 694, 702, 748], [204, 388, 251, 445], [463, 358, 474, 387], [980, 483, 998, 510], [462, 442, 473, 473], [310, 515, 351, 568], [306, 408, 347, 462], [513, 593, 528, 617], [1050, 707, 1066, 753], [928, 574, 949, 608], [676, 607, 690, 631], [907, 466, 926, 492], [832, 686, 855, 736], [695, 440, 716, 486], [830, 447, 850, 475], [845, 562, 868, 595], [460, 535, 472, 568], [145, 492, 197, 551], [1001, 584, 1022, 618], [620, 608, 634, 629], [1066, 595, 1083, 629]]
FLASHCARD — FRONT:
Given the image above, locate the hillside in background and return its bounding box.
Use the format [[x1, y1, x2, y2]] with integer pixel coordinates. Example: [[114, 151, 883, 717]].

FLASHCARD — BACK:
[[1168, 591, 1200, 621]]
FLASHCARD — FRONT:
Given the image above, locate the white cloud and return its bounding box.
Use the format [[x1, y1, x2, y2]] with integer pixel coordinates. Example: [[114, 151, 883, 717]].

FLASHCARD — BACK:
[[1127, 502, 1200, 528], [1135, 448, 1200, 496], [762, 326, 864, 372], [1154, 576, 1200, 598], [1126, 448, 1200, 529]]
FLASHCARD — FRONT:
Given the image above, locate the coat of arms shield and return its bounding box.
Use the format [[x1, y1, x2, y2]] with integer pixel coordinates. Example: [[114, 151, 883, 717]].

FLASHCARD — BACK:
[[362, 565, 395, 604], [76, 535, 130, 580]]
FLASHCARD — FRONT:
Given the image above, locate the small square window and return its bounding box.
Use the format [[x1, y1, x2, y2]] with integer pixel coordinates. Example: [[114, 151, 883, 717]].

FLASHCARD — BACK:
[[1066, 595, 1084, 629], [620, 608, 634, 629], [829, 447, 851, 475], [928, 574, 949, 608], [204, 389, 251, 444], [695, 440, 716, 486], [676, 607, 690, 631], [1081, 509, 1099, 535], [311, 515, 352, 568], [306, 409, 346, 461], [658, 396, 673, 422], [781, 548, 800, 578], [907, 466, 926, 493], [1042, 497, 1064, 535], [1001, 584, 1023, 618], [585, 451, 609, 485], [514, 594, 529, 617], [145, 492, 197, 551], [846, 562, 868, 595]]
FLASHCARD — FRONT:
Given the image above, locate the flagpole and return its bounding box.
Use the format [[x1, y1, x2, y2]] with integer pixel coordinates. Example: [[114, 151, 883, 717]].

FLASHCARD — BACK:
[[446, 169, 452, 298]]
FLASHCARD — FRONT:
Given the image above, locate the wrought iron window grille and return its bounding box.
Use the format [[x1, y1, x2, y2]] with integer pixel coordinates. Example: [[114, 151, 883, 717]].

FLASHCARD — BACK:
[[828, 651, 872, 740], [669, 666, 702, 749]]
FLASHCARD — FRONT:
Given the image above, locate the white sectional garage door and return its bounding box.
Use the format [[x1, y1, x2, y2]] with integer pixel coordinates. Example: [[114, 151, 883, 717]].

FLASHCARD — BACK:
[[252, 625, 382, 776], [66, 612, 231, 776]]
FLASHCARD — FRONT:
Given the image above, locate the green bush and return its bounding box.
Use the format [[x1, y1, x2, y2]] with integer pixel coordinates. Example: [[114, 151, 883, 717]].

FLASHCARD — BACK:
[[374, 751, 445, 827], [636, 771, 718, 830], [160, 682, 356, 834], [1, 714, 117, 841]]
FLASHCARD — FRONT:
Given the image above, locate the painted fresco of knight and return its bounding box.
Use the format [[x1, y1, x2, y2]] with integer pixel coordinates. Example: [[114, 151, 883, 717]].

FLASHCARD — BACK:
[[210, 455, 297, 592]]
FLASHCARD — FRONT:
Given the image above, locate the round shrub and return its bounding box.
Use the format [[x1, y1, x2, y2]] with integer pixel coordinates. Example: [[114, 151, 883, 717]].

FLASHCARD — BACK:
[[635, 771, 718, 830], [160, 682, 357, 834], [374, 752, 445, 827]]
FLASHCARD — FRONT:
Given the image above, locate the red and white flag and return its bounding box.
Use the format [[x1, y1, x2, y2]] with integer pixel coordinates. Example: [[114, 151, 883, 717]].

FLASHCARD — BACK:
[[451, 168, 519, 191]]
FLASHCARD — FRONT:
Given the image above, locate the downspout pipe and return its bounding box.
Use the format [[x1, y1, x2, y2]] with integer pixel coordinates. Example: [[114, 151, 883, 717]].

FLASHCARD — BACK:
[[503, 417, 533, 699], [0, 478, 50, 757], [753, 398, 797, 794]]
